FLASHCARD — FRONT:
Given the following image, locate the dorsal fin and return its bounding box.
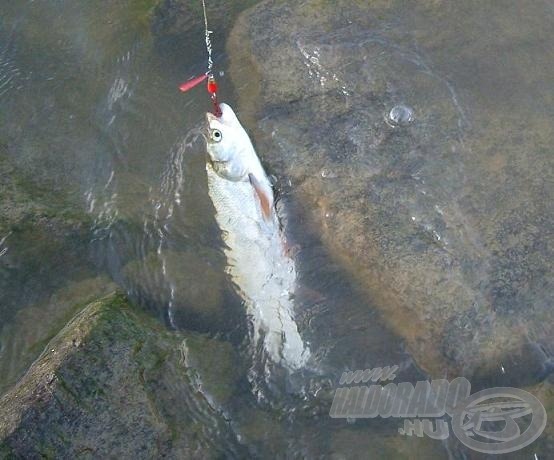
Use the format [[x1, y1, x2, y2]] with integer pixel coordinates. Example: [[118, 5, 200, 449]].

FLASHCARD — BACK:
[[248, 173, 273, 221]]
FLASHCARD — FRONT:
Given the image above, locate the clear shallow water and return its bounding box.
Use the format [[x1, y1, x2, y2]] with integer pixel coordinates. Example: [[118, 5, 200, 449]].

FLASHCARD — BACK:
[[0, 0, 412, 452], [0, 0, 552, 458]]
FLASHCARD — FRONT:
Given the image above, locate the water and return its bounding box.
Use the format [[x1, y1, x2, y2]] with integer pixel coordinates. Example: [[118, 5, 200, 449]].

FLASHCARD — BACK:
[[0, 0, 552, 458]]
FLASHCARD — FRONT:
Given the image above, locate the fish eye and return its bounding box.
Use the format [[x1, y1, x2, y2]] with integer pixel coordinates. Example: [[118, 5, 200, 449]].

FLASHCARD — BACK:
[[210, 129, 222, 142]]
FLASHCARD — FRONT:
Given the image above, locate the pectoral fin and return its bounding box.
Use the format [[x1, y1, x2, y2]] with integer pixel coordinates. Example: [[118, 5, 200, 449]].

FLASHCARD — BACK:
[[248, 173, 274, 221]]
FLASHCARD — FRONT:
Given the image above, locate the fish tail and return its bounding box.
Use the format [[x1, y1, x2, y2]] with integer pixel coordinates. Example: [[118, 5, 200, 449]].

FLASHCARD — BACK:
[[256, 297, 310, 370]]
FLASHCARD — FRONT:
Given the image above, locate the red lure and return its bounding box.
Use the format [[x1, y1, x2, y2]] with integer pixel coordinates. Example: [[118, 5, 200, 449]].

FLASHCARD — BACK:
[[181, 1, 222, 116], [179, 73, 222, 117], [206, 75, 222, 117], [207, 76, 218, 94], [178, 73, 208, 92]]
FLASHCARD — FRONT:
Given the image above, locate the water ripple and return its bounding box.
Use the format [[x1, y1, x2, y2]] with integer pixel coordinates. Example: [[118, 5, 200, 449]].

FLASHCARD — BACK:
[[0, 232, 11, 258], [0, 28, 24, 100]]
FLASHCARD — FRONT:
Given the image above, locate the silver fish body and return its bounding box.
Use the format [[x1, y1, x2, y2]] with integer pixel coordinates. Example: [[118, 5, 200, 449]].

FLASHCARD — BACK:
[[205, 103, 309, 370]]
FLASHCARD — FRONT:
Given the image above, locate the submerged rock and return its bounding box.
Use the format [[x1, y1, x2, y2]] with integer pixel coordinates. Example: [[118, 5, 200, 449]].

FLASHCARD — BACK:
[[523, 380, 554, 457], [0, 293, 244, 458], [0, 276, 117, 396], [330, 427, 446, 460], [121, 249, 228, 330], [228, 0, 554, 378], [0, 151, 99, 331], [0, 291, 444, 458]]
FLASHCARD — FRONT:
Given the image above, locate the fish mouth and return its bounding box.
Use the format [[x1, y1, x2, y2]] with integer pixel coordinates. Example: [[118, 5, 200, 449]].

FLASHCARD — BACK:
[[205, 111, 220, 138], [204, 112, 215, 139], [205, 111, 219, 124]]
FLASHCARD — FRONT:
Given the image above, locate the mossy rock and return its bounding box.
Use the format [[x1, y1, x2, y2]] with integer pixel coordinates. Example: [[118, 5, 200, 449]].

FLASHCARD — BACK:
[[0, 293, 245, 458], [181, 334, 242, 405], [0, 150, 99, 331], [0, 275, 117, 396]]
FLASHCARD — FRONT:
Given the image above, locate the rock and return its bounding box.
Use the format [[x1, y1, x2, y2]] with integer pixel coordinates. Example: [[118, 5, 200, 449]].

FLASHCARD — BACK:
[[0, 151, 99, 329], [442, 379, 554, 458], [151, 0, 260, 62], [329, 426, 447, 460], [121, 249, 227, 330], [228, 0, 554, 378], [0, 293, 244, 458], [0, 276, 117, 396], [522, 380, 554, 458], [1, 288, 393, 457], [181, 334, 242, 405]]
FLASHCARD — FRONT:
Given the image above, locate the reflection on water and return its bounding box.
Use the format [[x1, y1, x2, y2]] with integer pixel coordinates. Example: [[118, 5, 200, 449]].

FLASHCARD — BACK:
[[0, 0, 552, 457]]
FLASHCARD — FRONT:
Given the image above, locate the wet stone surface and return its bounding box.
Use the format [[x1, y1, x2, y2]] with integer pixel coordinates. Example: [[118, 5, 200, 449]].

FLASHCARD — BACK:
[[228, 0, 554, 381], [0, 293, 246, 459], [1, 0, 553, 457]]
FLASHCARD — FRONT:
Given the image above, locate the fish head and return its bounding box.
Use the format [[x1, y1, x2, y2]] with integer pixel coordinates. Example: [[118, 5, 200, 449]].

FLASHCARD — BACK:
[[205, 103, 254, 180], [206, 103, 275, 221]]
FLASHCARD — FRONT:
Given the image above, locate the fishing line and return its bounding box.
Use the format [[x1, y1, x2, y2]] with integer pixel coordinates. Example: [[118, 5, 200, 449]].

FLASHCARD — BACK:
[[201, 0, 213, 76], [179, 0, 221, 117]]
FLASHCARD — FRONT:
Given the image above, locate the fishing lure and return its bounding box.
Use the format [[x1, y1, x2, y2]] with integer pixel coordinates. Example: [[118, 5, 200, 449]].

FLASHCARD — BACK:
[[178, 0, 221, 117]]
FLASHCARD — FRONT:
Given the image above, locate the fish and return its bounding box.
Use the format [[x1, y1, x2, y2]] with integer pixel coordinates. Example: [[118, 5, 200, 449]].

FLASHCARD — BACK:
[[205, 103, 310, 370]]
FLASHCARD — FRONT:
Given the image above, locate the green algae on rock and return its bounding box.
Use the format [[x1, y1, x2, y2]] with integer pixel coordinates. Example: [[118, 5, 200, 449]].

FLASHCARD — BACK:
[[0, 293, 244, 458], [0, 276, 117, 397], [0, 150, 99, 332]]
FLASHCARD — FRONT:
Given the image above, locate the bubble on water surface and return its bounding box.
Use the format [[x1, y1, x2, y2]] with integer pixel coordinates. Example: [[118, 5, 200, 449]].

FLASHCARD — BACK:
[[386, 104, 414, 127]]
